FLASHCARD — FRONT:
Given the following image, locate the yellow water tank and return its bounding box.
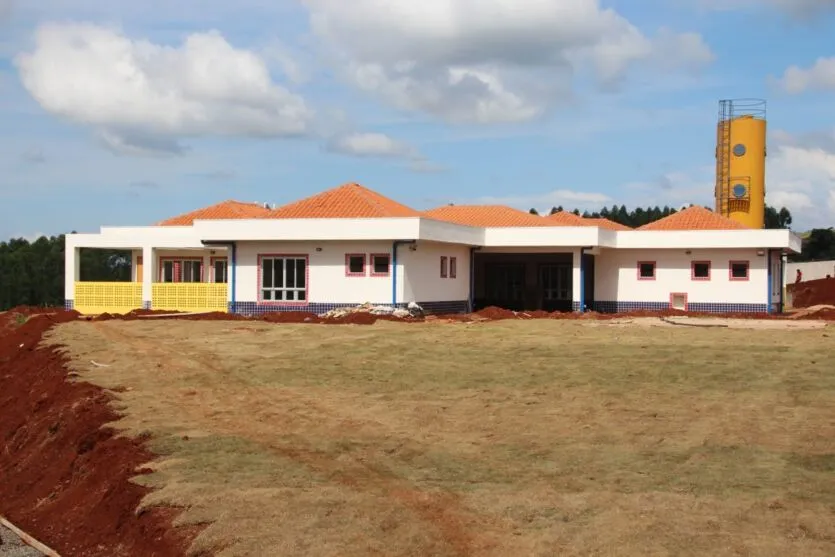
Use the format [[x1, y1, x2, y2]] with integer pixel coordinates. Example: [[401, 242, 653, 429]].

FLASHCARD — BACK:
[[715, 101, 767, 229]]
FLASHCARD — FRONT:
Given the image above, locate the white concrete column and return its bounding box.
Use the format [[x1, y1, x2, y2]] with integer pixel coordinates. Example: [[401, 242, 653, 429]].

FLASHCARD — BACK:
[[64, 245, 80, 307], [572, 248, 582, 312], [142, 245, 154, 308]]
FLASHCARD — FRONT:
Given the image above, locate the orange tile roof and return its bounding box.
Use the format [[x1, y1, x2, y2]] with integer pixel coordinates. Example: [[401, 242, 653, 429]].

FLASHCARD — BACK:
[[423, 205, 556, 227], [157, 200, 274, 226], [638, 206, 750, 231], [264, 182, 420, 219], [546, 211, 632, 230], [584, 217, 632, 231], [545, 211, 587, 225]]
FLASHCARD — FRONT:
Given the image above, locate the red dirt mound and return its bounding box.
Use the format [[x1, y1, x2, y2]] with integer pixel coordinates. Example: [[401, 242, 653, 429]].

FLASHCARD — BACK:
[[260, 311, 322, 323], [789, 277, 835, 308], [475, 306, 519, 320], [0, 311, 198, 557]]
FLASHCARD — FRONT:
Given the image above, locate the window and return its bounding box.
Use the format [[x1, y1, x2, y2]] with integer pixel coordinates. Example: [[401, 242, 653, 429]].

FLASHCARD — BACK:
[[691, 261, 711, 280], [637, 261, 656, 280], [261, 256, 307, 303], [162, 260, 176, 283], [160, 258, 202, 283], [370, 254, 390, 277], [346, 254, 366, 277], [440, 256, 448, 278], [212, 258, 228, 283], [729, 260, 749, 281], [182, 260, 202, 283], [449, 256, 457, 279]]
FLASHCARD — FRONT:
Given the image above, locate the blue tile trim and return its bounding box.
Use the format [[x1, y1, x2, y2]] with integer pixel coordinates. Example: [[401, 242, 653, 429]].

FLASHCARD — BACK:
[[418, 300, 469, 314], [64, 299, 74, 310], [230, 301, 469, 316], [592, 301, 768, 314]]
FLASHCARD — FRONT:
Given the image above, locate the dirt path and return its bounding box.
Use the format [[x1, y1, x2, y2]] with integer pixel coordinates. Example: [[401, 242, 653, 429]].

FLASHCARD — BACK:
[[87, 321, 509, 555]]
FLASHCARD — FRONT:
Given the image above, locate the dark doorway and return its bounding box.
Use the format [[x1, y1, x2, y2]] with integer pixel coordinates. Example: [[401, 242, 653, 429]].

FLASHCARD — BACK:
[[583, 253, 595, 310], [483, 262, 526, 310], [474, 252, 576, 312]]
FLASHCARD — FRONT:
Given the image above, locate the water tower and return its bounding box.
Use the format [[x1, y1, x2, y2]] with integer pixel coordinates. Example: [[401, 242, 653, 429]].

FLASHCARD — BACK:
[[714, 99, 767, 228]]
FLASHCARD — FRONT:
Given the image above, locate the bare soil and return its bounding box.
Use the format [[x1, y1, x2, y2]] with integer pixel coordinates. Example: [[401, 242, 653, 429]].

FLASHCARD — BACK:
[[0, 309, 200, 557]]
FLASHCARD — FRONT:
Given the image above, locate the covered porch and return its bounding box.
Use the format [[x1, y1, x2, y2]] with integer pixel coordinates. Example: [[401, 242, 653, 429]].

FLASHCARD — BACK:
[[65, 242, 231, 315], [471, 247, 595, 312]]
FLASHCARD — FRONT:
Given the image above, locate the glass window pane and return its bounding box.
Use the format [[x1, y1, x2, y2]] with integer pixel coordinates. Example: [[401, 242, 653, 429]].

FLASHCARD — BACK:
[[163, 261, 174, 282], [694, 263, 709, 278], [640, 263, 654, 278], [274, 259, 284, 288], [275, 289, 284, 300], [296, 259, 306, 286], [298, 289, 306, 301], [349, 255, 364, 274], [732, 263, 748, 278], [263, 259, 273, 288], [286, 290, 295, 301], [214, 261, 227, 283], [263, 289, 272, 301], [374, 256, 389, 274], [287, 259, 296, 288]]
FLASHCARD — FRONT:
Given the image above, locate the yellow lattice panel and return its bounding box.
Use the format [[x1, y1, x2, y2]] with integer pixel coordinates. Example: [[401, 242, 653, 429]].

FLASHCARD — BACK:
[[74, 282, 143, 315], [152, 283, 228, 313]]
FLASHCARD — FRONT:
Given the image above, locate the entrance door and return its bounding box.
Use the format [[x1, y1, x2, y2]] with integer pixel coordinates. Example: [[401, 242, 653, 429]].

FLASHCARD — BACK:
[[484, 263, 525, 310], [540, 264, 572, 312]]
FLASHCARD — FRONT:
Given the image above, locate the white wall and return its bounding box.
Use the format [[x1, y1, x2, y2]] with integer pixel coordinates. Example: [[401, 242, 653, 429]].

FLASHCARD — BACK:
[[786, 260, 835, 282], [400, 241, 471, 303], [595, 248, 769, 305], [235, 240, 398, 304]]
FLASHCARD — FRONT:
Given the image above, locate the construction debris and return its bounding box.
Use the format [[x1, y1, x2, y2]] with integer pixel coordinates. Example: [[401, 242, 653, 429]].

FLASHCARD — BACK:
[[317, 302, 424, 320]]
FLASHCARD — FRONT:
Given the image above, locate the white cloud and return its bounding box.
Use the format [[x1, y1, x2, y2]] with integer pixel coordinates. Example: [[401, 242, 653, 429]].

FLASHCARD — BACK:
[[326, 132, 415, 158], [303, 0, 713, 124], [778, 57, 835, 94], [15, 23, 313, 155], [325, 131, 445, 172]]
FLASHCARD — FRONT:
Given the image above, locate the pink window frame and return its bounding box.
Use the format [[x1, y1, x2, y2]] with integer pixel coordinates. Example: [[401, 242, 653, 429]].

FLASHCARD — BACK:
[[209, 257, 228, 284], [369, 253, 391, 277], [440, 256, 448, 278], [345, 253, 367, 277], [257, 254, 310, 306], [637, 261, 656, 281], [158, 257, 203, 283], [449, 256, 457, 279], [691, 260, 711, 281], [728, 260, 750, 281], [669, 292, 689, 311]]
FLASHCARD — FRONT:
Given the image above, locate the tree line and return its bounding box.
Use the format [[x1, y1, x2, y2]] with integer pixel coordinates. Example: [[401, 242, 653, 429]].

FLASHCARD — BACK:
[[0, 235, 130, 311], [528, 204, 794, 230], [1, 215, 834, 310]]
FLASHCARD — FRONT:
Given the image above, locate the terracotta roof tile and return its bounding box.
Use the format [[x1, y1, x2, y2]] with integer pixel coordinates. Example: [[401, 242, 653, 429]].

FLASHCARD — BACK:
[[546, 212, 632, 230], [157, 200, 273, 226], [265, 182, 419, 219], [638, 206, 750, 231], [545, 211, 587, 225], [584, 217, 632, 231], [423, 205, 555, 227]]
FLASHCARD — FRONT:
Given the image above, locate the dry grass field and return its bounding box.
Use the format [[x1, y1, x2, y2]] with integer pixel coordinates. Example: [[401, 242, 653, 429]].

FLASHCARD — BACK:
[[47, 319, 835, 557]]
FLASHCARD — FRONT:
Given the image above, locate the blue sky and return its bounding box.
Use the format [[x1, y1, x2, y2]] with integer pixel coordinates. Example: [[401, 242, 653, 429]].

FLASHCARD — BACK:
[[2, 0, 835, 240]]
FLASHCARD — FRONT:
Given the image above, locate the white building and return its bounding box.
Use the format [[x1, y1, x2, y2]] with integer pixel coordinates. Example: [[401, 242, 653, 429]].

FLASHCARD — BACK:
[[64, 182, 801, 316]]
